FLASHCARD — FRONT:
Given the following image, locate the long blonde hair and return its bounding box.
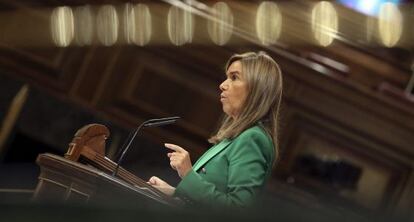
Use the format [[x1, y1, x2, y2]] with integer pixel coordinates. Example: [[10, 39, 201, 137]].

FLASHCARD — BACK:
[[209, 51, 283, 160]]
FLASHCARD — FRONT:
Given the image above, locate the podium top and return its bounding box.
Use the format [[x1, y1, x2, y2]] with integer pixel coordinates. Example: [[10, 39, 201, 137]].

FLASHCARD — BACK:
[[36, 153, 177, 206]]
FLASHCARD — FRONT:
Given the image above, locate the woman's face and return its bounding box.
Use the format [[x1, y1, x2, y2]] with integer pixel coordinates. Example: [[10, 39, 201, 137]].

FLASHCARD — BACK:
[[219, 60, 248, 119]]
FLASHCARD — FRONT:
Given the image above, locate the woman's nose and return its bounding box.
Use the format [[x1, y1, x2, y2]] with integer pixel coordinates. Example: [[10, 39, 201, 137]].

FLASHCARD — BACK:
[[220, 79, 228, 91]]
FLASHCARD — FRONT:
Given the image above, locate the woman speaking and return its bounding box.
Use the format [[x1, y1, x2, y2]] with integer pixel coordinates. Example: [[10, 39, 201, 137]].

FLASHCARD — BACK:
[[148, 51, 283, 207]]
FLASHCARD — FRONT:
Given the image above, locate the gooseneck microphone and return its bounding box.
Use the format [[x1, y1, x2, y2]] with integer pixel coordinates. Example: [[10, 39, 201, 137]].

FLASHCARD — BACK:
[[112, 116, 180, 177]]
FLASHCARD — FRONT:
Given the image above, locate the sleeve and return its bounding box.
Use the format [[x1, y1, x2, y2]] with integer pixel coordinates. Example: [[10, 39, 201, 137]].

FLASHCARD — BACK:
[[174, 129, 274, 207]]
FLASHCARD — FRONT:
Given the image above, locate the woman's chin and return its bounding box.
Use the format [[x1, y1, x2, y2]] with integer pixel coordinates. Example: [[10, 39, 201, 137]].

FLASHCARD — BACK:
[[221, 106, 229, 115]]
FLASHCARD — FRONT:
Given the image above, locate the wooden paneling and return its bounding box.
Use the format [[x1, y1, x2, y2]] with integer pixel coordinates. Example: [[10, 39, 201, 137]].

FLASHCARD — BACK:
[[271, 49, 414, 215], [279, 58, 414, 158], [278, 112, 409, 211], [0, 47, 86, 92]]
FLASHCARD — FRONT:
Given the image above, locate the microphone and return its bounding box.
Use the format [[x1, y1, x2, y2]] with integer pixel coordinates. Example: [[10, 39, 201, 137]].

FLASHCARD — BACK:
[[112, 116, 180, 177]]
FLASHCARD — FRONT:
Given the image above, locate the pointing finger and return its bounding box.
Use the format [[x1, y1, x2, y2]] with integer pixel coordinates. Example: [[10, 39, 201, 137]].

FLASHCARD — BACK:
[[164, 143, 185, 153]]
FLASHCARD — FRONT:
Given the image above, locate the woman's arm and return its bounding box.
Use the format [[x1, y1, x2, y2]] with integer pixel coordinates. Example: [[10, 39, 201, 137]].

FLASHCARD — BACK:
[[175, 128, 274, 207]]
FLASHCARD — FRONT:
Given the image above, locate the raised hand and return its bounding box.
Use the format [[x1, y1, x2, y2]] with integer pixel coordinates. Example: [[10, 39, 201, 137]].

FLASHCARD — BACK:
[[165, 143, 192, 178]]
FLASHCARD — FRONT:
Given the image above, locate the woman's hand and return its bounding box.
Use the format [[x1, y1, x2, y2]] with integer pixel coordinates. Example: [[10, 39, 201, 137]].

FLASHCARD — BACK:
[[148, 176, 175, 196], [165, 143, 192, 178]]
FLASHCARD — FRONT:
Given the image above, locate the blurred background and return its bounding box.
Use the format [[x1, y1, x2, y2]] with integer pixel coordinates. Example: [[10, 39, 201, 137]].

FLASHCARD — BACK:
[[0, 0, 413, 220]]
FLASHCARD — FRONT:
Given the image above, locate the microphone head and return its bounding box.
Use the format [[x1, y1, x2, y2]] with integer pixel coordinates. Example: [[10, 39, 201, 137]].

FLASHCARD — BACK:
[[143, 116, 180, 128]]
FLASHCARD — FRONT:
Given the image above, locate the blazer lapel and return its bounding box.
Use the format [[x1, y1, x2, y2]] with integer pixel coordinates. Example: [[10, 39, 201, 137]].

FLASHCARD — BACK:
[[192, 139, 232, 172]]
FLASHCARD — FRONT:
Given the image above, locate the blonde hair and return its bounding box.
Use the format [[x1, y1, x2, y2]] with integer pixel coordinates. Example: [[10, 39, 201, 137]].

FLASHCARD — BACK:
[[208, 51, 283, 160]]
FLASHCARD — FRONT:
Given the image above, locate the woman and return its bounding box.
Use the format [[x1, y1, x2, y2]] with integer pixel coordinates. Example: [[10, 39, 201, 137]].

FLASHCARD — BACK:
[[148, 51, 283, 207]]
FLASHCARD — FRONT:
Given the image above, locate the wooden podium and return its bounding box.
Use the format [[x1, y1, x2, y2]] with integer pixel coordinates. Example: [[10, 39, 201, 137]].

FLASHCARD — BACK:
[[32, 124, 179, 207]]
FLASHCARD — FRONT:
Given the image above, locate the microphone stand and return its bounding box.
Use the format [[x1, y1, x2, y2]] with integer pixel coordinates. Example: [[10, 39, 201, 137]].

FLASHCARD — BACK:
[[112, 116, 180, 177]]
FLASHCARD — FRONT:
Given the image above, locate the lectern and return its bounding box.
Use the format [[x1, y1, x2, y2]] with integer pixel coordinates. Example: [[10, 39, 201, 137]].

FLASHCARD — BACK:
[[32, 124, 179, 207]]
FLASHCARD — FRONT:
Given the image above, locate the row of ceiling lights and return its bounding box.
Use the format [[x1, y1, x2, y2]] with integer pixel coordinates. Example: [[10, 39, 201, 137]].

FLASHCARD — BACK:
[[50, 1, 403, 48]]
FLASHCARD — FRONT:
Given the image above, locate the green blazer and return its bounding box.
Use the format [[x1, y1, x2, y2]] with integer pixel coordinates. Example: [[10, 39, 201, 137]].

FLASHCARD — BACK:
[[174, 124, 275, 207]]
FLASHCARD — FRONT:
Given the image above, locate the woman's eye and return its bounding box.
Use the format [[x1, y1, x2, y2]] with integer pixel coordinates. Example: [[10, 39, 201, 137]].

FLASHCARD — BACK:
[[230, 75, 237, 81]]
